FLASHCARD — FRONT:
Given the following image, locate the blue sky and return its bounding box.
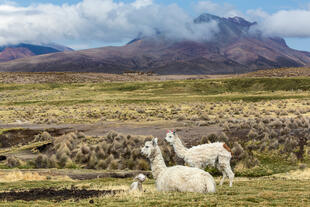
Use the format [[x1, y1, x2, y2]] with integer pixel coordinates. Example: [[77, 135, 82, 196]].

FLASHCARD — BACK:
[[2, 0, 310, 51], [17, 0, 310, 13]]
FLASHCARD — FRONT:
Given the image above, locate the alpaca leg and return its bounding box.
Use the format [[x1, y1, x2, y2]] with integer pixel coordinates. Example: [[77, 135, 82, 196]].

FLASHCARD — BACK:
[[216, 164, 226, 186], [224, 166, 234, 187], [219, 171, 227, 186], [218, 156, 234, 187]]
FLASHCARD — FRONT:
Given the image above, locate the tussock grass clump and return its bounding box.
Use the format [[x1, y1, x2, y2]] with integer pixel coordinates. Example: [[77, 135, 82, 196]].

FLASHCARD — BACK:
[[7, 156, 22, 168], [35, 154, 49, 168], [247, 129, 258, 139], [232, 142, 245, 160], [34, 131, 52, 142]]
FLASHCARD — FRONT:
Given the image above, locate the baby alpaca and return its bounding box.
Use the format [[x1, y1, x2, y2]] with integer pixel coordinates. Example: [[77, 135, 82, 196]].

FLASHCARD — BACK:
[[141, 138, 216, 193], [165, 131, 234, 187], [130, 173, 146, 192]]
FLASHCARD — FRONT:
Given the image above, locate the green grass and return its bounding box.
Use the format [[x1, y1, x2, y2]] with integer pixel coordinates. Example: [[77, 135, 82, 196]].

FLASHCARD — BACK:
[[0, 177, 308, 206], [2, 77, 310, 106]]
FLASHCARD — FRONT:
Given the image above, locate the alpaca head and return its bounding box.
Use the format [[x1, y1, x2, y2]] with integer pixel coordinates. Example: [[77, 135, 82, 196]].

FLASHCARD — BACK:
[[141, 138, 158, 158], [165, 130, 176, 144], [134, 173, 146, 182]]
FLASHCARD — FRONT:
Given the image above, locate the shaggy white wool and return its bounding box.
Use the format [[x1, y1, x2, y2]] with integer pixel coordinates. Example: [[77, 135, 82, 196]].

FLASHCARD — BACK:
[[141, 138, 216, 193], [135, 173, 146, 182], [165, 131, 234, 187], [130, 173, 146, 191], [130, 181, 142, 191]]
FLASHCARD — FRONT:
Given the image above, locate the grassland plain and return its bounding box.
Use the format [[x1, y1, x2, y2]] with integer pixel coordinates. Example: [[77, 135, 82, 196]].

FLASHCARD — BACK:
[[1, 75, 310, 206], [0, 176, 309, 206], [2, 77, 310, 124]]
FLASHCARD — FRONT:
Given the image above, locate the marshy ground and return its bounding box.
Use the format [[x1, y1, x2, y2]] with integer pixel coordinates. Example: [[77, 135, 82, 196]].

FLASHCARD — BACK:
[[0, 71, 310, 206]]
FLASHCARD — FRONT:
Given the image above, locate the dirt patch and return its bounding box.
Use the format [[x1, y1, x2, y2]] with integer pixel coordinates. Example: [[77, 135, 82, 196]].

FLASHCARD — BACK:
[[68, 171, 152, 180], [0, 129, 41, 148], [0, 127, 74, 148], [0, 188, 123, 202], [0, 155, 6, 161]]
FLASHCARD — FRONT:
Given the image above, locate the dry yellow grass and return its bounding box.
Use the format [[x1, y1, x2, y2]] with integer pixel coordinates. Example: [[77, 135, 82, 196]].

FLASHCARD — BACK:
[[272, 168, 310, 180], [0, 170, 72, 182]]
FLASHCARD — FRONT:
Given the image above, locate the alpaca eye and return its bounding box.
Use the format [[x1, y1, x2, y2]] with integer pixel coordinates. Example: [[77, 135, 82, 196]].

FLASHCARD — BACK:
[[145, 146, 149, 148]]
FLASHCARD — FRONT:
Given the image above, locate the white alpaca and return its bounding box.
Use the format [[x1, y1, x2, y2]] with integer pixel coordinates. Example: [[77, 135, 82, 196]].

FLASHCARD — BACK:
[[130, 173, 146, 192], [165, 131, 234, 187], [141, 138, 216, 193]]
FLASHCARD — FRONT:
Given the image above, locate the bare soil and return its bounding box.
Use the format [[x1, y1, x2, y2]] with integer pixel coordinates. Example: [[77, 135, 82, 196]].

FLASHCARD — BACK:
[[0, 187, 123, 202]]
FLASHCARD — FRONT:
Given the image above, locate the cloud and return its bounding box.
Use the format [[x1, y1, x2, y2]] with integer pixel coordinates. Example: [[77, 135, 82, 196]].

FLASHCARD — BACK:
[[246, 8, 269, 21], [0, 0, 219, 46], [255, 9, 310, 38], [194, 1, 310, 39], [194, 1, 243, 18]]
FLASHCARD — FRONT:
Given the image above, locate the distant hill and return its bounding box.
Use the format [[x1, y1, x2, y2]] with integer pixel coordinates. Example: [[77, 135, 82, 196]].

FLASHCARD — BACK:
[[0, 43, 73, 62], [0, 13, 309, 74], [243, 67, 310, 77]]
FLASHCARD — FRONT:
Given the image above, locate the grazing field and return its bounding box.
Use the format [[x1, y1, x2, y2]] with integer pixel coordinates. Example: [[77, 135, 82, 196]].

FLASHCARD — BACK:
[[0, 174, 309, 206], [0, 73, 310, 206]]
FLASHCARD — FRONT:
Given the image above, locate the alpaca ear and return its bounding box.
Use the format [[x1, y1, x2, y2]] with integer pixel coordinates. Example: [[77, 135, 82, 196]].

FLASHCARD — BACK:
[[152, 138, 158, 146]]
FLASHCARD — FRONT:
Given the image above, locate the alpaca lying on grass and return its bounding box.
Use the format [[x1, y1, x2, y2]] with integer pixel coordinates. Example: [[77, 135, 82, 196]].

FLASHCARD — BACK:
[[130, 173, 146, 192], [165, 131, 234, 187], [141, 138, 216, 193]]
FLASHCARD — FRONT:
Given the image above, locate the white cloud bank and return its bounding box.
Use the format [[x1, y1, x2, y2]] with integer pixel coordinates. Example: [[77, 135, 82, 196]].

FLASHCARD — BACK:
[[196, 1, 310, 39], [194, 1, 243, 18], [254, 9, 310, 38], [0, 0, 219, 46], [1, 0, 310, 48]]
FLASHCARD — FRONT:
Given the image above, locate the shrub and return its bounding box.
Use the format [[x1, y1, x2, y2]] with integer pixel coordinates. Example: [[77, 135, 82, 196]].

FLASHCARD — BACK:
[[108, 160, 119, 170], [96, 160, 108, 169], [87, 153, 98, 169], [200, 136, 209, 144], [231, 142, 245, 159], [207, 133, 218, 143], [35, 154, 48, 168], [81, 144, 90, 155], [48, 155, 58, 168], [58, 154, 72, 168], [7, 156, 21, 168], [137, 159, 149, 170], [34, 131, 52, 142], [247, 129, 258, 139]]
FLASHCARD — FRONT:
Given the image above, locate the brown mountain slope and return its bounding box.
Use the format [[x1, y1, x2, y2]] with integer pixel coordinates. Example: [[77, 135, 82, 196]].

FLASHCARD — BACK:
[[0, 14, 310, 74], [0, 48, 35, 62]]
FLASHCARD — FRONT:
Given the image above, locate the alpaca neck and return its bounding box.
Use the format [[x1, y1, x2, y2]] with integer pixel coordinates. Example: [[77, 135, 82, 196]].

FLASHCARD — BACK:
[[149, 146, 167, 180], [173, 135, 188, 159]]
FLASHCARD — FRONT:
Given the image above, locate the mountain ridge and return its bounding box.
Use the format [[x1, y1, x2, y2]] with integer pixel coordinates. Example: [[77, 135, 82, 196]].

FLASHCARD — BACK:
[[0, 43, 73, 63], [0, 13, 309, 74]]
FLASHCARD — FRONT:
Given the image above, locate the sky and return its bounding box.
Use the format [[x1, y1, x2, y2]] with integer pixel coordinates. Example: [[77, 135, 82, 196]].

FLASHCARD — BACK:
[[1, 0, 310, 50]]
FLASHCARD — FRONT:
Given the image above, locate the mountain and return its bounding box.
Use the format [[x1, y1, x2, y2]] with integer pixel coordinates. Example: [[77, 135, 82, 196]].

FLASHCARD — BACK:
[[0, 43, 73, 62], [0, 13, 310, 74]]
